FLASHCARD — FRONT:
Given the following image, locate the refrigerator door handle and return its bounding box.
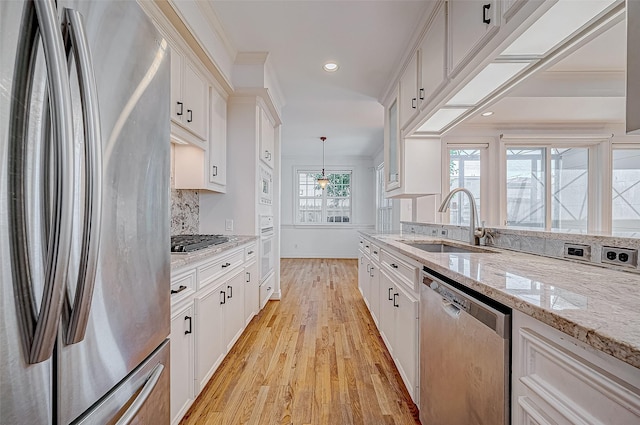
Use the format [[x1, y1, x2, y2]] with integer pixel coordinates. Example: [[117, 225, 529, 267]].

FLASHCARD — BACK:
[[61, 7, 103, 345], [114, 363, 165, 425], [8, 0, 75, 364]]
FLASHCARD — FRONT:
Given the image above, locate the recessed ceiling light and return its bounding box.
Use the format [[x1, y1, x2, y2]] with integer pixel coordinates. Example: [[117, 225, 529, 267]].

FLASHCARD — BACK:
[[481, 111, 494, 117], [323, 62, 339, 72]]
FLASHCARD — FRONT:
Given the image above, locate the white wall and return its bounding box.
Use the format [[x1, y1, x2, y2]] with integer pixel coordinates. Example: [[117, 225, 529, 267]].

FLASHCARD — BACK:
[[281, 154, 376, 258]]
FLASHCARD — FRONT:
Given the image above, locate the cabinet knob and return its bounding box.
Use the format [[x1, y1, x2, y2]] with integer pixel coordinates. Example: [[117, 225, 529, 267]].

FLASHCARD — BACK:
[[246, 272, 251, 283], [390, 263, 398, 269], [388, 287, 394, 301], [393, 293, 399, 308], [176, 101, 183, 116], [212, 165, 218, 177], [222, 262, 231, 268], [187, 109, 193, 123], [220, 291, 226, 304], [227, 285, 233, 298], [412, 98, 417, 109], [419, 88, 425, 100], [482, 3, 491, 24]]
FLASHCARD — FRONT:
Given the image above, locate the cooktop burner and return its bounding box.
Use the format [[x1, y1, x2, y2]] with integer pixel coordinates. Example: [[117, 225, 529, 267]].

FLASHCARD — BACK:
[[171, 234, 229, 253]]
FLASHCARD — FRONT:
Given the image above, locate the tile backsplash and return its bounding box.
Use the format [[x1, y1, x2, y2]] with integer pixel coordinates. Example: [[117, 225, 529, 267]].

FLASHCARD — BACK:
[[171, 189, 199, 235], [401, 221, 640, 274]]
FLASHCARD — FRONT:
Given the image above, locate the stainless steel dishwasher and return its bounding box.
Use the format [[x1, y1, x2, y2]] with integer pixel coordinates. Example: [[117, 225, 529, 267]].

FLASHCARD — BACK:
[[420, 267, 511, 425]]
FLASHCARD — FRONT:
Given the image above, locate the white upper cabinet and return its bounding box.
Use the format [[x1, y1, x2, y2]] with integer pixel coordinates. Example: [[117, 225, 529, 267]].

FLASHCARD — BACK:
[[399, 52, 419, 129], [170, 42, 209, 145], [259, 106, 276, 169], [418, 2, 447, 110], [208, 86, 227, 189], [448, 0, 500, 78]]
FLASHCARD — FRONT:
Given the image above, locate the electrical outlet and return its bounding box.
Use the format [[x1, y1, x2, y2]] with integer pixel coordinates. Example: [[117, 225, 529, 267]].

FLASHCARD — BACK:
[[439, 229, 448, 237], [563, 243, 590, 261], [601, 246, 638, 268], [430, 228, 438, 236], [225, 219, 233, 232]]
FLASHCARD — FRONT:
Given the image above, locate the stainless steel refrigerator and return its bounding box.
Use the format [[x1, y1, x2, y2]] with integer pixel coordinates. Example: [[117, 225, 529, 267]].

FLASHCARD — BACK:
[[1, 0, 171, 423]]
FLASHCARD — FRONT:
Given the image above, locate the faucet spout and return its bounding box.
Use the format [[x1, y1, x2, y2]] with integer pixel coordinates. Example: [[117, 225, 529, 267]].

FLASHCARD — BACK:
[[438, 188, 483, 245]]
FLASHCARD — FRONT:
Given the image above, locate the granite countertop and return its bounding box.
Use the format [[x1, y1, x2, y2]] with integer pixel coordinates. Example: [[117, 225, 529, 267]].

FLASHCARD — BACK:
[[171, 235, 258, 269], [362, 232, 640, 369]]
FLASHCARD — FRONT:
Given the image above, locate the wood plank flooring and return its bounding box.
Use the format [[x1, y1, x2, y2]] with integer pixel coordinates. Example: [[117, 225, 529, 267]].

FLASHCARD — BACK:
[[181, 258, 420, 425]]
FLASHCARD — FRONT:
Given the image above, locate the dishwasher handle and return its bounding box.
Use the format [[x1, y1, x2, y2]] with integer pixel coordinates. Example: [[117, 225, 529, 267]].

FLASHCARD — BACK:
[[422, 269, 510, 339]]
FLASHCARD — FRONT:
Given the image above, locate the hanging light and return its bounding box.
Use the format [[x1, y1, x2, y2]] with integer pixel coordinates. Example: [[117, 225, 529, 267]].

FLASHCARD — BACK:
[[317, 136, 330, 189]]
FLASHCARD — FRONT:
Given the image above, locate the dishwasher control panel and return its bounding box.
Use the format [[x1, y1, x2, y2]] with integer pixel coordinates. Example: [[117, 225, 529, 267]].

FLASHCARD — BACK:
[[429, 281, 470, 312]]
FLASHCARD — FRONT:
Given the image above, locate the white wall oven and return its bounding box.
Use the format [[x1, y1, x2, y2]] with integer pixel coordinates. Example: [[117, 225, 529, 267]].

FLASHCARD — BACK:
[[259, 215, 274, 282]]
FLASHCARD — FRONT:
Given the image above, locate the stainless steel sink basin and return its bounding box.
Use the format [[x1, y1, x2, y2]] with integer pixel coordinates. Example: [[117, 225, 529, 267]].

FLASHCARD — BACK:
[[405, 242, 495, 254]]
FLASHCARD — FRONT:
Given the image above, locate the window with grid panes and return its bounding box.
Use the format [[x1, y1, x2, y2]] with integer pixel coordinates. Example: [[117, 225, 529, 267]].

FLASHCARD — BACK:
[[296, 170, 352, 224]]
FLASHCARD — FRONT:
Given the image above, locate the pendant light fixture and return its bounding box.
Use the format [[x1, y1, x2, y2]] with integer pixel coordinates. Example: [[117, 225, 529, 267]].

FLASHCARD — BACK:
[[317, 136, 330, 190]]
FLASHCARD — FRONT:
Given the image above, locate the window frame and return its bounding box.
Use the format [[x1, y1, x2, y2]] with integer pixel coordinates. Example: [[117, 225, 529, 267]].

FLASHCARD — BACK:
[[294, 167, 354, 226], [499, 135, 609, 233], [443, 143, 489, 225], [611, 143, 640, 236]]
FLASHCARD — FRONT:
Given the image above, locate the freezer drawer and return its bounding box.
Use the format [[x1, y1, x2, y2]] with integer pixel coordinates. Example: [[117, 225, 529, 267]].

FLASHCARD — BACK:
[[74, 339, 170, 425]]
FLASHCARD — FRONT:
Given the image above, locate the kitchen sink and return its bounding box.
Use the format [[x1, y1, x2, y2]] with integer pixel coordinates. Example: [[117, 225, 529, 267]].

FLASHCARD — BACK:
[[405, 242, 495, 254]]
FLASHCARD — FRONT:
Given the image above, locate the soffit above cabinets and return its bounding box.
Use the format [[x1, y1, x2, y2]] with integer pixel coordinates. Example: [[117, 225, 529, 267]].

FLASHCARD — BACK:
[[410, 0, 625, 138]]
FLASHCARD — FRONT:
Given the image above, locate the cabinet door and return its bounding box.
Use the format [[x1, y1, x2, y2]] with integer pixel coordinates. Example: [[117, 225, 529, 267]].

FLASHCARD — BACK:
[[244, 261, 259, 325], [448, 0, 499, 77], [170, 303, 194, 425], [183, 62, 209, 141], [169, 43, 184, 125], [358, 252, 367, 297], [419, 2, 447, 109], [259, 107, 275, 168], [384, 98, 400, 191], [195, 284, 225, 391], [399, 52, 419, 129], [378, 270, 396, 353], [394, 284, 419, 401], [369, 263, 380, 325], [208, 86, 227, 187], [224, 269, 246, 351]]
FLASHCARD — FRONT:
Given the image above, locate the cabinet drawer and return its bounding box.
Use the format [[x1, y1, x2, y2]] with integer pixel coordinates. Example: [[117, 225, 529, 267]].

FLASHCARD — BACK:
[[245, 243, 257, 262], [259, 274, 275, 309], [370, 244, 381, 262], [171, 268, 196, 305], [198, 249, 244, 290], [381, 250, 418, 292]]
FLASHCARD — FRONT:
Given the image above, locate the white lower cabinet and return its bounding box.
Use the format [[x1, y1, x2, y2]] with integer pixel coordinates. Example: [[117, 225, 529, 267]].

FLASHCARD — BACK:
[[223, 269, 246, 352], [393, 283, 419, 401], [357, 238, 427, 404], [512, 311, 640, 425], [170, 241, 258, 424], [194, 282, 225, 392], [244, 260, 259, 325], [170, 302, 195, 425]]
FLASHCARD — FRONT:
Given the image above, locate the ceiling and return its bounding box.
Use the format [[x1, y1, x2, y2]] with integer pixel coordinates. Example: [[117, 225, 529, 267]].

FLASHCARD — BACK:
[[211, 0, 430, 158], [209, 2, 627, 156]]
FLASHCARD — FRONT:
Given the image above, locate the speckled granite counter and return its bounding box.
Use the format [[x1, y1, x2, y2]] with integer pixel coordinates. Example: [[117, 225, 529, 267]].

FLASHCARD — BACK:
[[171, 236, 258, 269], [361, 232, 640, 369]]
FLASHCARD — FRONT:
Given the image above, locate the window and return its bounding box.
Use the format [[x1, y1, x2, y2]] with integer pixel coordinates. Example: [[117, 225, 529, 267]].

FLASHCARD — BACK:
[[612, 148, 640, 236], [449, 149, 481, 225], [296, 170, 352, 224], [376, 164, 392, 232], [506, 147, 588, 231]]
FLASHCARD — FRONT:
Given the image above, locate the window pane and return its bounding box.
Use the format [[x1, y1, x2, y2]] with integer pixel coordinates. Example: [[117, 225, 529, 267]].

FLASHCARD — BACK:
[[506, 148, 545, 228], [297, 170, 352, 224], [449, 149, 481, 225], [550, 148, 588, 232], [612, 149, 640, 236]]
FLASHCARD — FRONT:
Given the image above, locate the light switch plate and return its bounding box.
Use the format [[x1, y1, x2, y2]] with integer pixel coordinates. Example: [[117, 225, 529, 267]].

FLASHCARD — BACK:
[[225, 219, 233, 231]]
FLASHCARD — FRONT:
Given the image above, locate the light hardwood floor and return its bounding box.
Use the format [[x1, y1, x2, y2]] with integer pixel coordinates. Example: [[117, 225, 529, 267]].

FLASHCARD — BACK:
[[180, 258, 420, 425]]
